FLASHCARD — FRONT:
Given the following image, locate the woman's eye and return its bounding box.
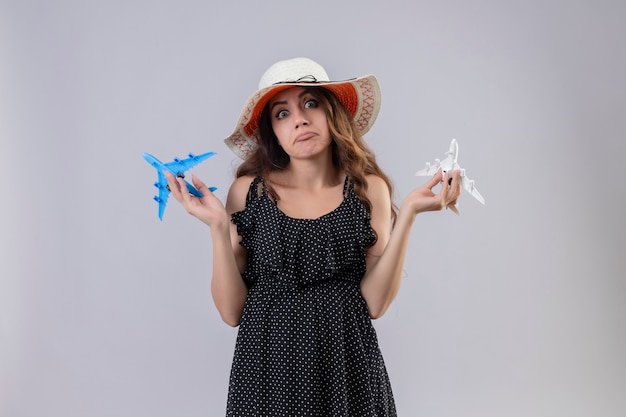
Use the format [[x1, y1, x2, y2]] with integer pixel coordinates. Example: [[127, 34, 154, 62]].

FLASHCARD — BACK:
[[304, 99, 319, 109], [276, 110, 288, 119]]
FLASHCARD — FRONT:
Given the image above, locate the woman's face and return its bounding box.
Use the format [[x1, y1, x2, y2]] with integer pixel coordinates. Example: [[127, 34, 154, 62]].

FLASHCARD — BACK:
[[268, 87, 332, 161]]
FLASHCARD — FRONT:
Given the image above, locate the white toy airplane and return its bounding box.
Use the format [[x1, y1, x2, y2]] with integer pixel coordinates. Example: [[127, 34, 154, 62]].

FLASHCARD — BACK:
[[415, 139, 485, 212]]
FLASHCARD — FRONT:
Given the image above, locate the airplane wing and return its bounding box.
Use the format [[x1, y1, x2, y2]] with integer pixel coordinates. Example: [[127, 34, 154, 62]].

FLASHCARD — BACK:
[[415, 162, 440, 177], [469, 187, 485, 205], [182, 179, 217, 197], [155, 170, 171, 220], [164, 151, 216, 175], [157, 194, 168, 220], [415, 154, 456, 177], [415, 162, 459, 177], [460, 174, 485, 205]]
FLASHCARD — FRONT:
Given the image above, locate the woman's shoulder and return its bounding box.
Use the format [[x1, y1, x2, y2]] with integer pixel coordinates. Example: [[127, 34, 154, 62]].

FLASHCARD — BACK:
[[362, 174, 392, 210], [231, 175, 257, 190], [364, 174, 389, 196], [225, 175, 257, 214]]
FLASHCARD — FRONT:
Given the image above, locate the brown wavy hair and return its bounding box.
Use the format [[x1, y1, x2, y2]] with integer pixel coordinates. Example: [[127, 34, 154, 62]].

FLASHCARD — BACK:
[[236, 86, 397, 225]]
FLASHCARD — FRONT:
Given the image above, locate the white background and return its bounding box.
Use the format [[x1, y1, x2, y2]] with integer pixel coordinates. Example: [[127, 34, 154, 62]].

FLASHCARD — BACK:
[[1, 1, 625, 416]]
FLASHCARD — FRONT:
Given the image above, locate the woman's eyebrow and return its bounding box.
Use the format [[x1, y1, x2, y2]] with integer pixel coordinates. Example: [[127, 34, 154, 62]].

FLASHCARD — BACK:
[[270, 100, 287, 111], [270, 91, 312, 110]]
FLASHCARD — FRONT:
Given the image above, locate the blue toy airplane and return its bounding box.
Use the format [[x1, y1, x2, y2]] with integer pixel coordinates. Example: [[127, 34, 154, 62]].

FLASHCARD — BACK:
[[143, 151, 217, 220]]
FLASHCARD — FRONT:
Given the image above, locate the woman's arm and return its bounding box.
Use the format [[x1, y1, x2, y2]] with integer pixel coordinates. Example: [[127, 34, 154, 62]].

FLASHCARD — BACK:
[[211, 176, 253, 326], [165, 172, 252, 326], [360, 169, 461, 319]]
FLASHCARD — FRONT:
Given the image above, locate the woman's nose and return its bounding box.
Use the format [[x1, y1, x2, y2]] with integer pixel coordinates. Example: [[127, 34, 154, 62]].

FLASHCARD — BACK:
[[294, 110, 309, 128]]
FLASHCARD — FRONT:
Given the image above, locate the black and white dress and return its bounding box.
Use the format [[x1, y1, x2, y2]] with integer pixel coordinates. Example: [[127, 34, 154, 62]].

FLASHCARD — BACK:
[[227, 176, 396, 416]]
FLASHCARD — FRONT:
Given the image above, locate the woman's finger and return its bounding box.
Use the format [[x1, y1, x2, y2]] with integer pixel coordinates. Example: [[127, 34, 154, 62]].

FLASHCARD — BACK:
[[176, 175, 191, 204], [445, 170, 461, 214], [439, 171, 450, 203], [164, 171, 183, 201], [191, 174, 213, 196], [425, 168, 444, 190]]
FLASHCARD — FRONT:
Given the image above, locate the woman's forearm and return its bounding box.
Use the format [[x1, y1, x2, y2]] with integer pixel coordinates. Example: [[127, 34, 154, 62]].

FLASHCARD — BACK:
[[360, 207, 416, 318], [210, 222, 248, 327]]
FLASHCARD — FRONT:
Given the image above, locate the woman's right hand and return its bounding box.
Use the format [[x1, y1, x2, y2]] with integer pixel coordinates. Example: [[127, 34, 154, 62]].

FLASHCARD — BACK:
[[164, 171, 229, 229]]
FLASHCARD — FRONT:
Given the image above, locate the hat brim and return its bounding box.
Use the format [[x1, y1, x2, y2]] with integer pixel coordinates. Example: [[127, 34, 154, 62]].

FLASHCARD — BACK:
[[224, 75, 381, 159]]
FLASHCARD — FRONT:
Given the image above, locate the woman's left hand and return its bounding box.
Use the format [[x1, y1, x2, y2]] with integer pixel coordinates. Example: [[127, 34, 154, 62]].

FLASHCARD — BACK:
[[400, 168, 462, 216]]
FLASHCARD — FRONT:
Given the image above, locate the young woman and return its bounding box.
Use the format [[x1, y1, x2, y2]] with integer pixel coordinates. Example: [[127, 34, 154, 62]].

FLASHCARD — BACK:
[[165, 57, 460, 416]]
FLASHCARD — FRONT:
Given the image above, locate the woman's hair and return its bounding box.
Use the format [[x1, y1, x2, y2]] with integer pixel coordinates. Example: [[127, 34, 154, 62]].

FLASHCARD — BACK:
[[236, 86, 397, 225]]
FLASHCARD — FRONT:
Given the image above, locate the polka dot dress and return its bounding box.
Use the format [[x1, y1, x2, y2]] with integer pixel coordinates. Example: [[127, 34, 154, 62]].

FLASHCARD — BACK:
[[227, 177, 397, 417]]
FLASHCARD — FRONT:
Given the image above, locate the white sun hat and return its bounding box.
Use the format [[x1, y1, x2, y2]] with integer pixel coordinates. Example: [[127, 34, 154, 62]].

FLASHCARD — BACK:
[[224, 57, 381, 159]]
